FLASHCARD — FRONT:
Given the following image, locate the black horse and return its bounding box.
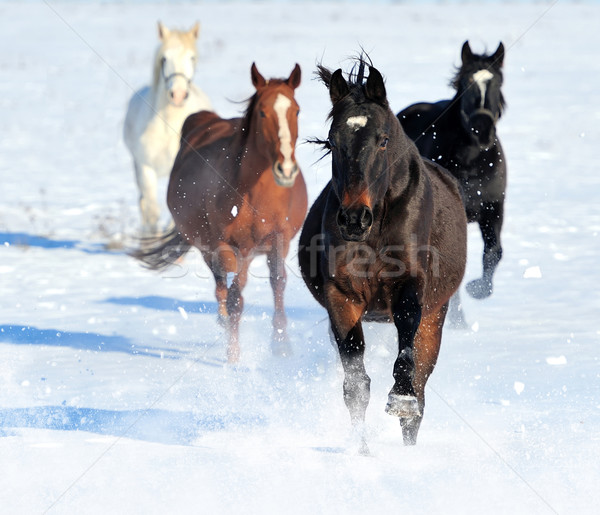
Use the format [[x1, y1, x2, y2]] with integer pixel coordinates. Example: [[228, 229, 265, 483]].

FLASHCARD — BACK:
[[299, 58, 466, 452], [398, 41, 506, 326]]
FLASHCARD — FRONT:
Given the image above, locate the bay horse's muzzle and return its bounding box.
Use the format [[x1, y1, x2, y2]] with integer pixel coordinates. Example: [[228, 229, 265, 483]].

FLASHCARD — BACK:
[[337, 204, 373, 241], [272, 161, 299, 188], [468, 109, 496, 148]]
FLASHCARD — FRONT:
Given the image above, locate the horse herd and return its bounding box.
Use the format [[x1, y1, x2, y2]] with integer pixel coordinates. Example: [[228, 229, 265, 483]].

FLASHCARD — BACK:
[[126, 23, 507, 452]]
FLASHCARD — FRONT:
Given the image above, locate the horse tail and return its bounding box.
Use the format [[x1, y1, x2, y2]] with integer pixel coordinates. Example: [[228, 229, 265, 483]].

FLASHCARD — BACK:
[[131, 227, 191, 271]]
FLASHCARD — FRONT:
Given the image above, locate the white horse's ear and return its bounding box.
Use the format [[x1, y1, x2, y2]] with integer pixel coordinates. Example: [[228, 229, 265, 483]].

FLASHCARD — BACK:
[[190, 22, 200, 39], [158, 22, 170, 40]]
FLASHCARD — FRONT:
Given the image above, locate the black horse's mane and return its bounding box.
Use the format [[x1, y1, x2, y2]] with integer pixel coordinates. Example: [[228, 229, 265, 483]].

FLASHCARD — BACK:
[[450, 51, 506, 116]]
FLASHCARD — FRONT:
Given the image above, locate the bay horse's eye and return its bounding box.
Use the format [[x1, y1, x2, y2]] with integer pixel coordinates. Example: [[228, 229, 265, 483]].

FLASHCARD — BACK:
[[328, 136, 336, 149], [380, 137, 389, 149]]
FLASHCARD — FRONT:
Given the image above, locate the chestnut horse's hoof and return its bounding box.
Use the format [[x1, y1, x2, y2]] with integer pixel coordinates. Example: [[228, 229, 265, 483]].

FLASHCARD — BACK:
[[385, 394, 420, 418], [466, 278, 493, 299], [271, 336, 293, 357]]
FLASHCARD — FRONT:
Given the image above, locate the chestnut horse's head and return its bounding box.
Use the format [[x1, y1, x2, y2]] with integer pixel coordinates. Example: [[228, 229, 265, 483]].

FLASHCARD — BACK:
[[318, 60, 396, 242], [248, 63, 302, 187]]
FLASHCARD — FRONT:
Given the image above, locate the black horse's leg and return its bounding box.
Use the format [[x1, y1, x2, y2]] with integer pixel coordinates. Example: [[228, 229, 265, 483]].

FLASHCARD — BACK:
[[327, 288, 370, 454], [386, 282, 422, 420], [467, 201, 503, 299], [267, 240, 292, 357]]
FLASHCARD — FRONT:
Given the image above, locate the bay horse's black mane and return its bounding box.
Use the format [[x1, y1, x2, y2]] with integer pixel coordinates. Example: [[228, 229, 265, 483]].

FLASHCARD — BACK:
[[450, 48, 506, 117]]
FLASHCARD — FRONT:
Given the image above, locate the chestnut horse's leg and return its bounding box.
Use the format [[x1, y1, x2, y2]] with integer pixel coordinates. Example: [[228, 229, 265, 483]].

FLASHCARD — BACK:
[[326, 285, 370, 454], [466, 200, 503, 299], [210, 244, 248, 363], [267, 238, 292, 357], [204, 254, 229, 325], [386, 282, 422, 421], [400, 304, 447, 445]]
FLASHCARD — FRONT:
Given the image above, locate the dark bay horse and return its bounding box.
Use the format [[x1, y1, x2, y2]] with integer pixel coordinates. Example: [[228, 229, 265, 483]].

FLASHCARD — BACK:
[[397, 41, 506, 326], [135, 63, 307, 363], [298, 59, 466, 451]]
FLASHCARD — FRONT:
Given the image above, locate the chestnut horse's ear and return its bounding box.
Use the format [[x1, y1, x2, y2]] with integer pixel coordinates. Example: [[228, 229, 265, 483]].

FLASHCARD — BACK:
[[190, 22, 200, 40], [158, 21, 169, 40], [287, 64, 301, 90], [365, 66, 387, 105], [329, 69, 349, 104], [491, 42, 505, 67], [251, 62, 266, 89]]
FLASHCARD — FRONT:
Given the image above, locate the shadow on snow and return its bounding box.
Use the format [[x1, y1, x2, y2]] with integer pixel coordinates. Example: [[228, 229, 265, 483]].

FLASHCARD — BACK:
[[0, 406, 266, 445], [0, 325, 187, 359], [0, 232, 120, 254]]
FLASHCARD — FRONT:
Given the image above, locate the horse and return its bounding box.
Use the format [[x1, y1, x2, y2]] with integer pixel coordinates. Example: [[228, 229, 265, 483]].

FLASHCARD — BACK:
[[298, 58, 466, 452], [124, 21, 213, 235], [134, 63, 307, 363], [397, 41, 506, 327]]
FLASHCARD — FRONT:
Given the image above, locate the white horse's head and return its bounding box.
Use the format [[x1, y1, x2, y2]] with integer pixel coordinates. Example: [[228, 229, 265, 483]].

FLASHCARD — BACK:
[[153, 22, 200, 107]]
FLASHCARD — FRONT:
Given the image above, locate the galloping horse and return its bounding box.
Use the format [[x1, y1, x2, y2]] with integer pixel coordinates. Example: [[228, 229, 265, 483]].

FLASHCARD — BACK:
[[135, 63, 307, 363], [124, 22, 212, 234], [397, 41, 506, 326], [299, 58, 466, 451]]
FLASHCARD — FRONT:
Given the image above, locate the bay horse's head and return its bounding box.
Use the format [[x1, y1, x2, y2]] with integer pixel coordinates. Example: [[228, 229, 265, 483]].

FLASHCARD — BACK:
[[318, 60, 397, 242], [248, 63, 302, 188], [154, 22, 200, 107], [452, 41, 505, 149]]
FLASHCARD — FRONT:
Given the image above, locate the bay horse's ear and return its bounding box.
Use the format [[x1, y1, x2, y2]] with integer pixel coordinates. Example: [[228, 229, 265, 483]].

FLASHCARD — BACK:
[[491, 42, 505, 67], [158, 21, 169, 41], [190, 22, 200, 40], [251, 62, 267, 89], [329, 69, 349, 104], [461, 40, 473, 64], [365, 66, 387, 105], [287, 64, 301, 90]]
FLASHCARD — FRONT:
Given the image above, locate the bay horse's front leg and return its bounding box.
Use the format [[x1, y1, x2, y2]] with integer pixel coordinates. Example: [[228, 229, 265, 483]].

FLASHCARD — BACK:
[[326, 285, 370, 455], [467, 200, 503, 299], [386, 282, 422, 424], [267, 239, 292, 357]]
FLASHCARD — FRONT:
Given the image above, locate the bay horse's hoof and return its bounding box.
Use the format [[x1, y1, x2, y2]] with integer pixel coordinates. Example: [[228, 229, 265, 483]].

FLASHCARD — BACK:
[[466, 278, 493, 299], [385, 394, 420, 418]]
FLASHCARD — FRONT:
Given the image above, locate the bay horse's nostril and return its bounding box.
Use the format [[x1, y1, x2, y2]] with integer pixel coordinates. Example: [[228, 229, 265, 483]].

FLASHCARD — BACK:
[[337, 205, 373, 240]]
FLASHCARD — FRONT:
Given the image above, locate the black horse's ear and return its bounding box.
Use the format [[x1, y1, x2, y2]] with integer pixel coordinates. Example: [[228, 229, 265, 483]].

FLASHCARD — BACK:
[[287, 63, 301, 89], [329, 69, 349, 104], [490, 42, 505, 67], [251, 62, 266, 89], [461, 41, 473, 64], [365, 66, 387, 105]]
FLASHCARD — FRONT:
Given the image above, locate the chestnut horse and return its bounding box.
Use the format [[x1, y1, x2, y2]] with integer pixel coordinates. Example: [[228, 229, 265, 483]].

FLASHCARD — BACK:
[[135, 63, 307, 362], [299, 59, 466, 452]]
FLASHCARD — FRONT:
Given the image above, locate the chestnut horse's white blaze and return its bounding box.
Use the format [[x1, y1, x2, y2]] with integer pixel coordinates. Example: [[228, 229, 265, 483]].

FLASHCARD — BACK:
[[123, 21, 212, 234], [274, 93, 294, 178], [472, 69, 493, 108]]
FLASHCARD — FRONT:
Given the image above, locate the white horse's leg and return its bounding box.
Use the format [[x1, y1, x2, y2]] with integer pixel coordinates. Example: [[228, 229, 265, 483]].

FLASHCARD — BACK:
[[135, 162, 160, 234]]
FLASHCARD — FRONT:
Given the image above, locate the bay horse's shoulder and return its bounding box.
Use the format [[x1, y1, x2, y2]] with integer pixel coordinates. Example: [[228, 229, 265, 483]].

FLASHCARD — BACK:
[[180, 111, 240, 153]]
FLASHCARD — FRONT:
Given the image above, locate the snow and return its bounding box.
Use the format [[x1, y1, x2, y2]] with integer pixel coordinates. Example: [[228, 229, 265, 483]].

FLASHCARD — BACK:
[[1, 1, 600, 514]]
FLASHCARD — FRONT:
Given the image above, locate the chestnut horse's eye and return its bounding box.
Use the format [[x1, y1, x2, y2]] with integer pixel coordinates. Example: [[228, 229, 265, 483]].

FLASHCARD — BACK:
[[296, 109, 300, 116], [260, 110, 266, 118], [380, 137, 389, 149]]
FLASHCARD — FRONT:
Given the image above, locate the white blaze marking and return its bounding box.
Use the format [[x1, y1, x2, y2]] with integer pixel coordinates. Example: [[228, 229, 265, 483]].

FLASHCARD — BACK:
[[472, 69, 493, 108], [274, 93, 294, 176], [346, 115, 368, 131]]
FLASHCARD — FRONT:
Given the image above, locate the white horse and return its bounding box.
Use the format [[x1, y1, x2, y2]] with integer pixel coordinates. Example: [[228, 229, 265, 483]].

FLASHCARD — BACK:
[[124, 22, 212, 234]]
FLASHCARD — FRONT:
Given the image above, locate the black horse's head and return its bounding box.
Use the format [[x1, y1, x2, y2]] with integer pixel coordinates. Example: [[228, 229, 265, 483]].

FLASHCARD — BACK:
[[317, 60, 398, 242], [452, 41, 505, 149]]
